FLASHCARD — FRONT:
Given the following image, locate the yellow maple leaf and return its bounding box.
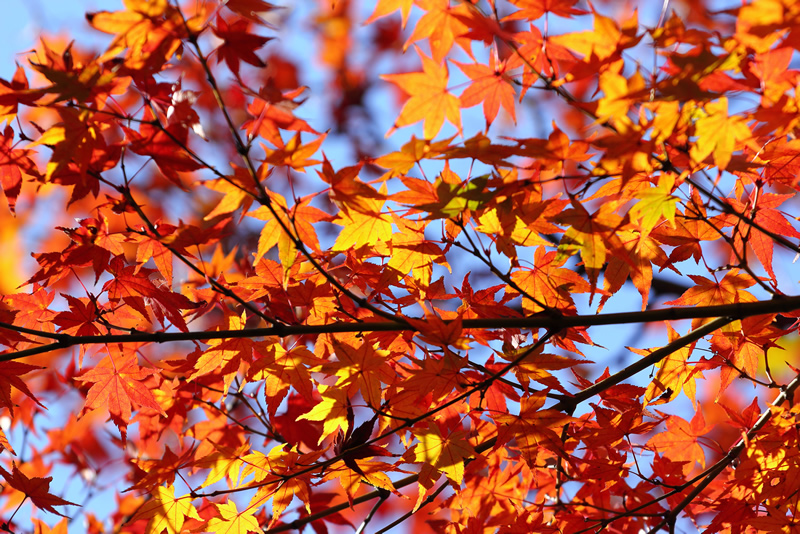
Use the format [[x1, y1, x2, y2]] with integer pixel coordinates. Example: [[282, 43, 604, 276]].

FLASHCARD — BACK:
[[196, 442, 250, 489], [129, 485, 201, 534], [628, 174, 679, 237], [412, 423, 472, 484], [690, 97, 755, 170], [332, 207, 392, 251], [641, 324, 697, 407], [189, 311, 254, 394], [207, 500, 260, 534], [324, 337, 394, 409], [387, 223, 448, 284], [297, 384, 349, 444], [550, 11, 626, 61]]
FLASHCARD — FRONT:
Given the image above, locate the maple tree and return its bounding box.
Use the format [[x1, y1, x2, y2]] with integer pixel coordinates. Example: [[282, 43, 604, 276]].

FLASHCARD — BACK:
[[2, 0, 800, 532]]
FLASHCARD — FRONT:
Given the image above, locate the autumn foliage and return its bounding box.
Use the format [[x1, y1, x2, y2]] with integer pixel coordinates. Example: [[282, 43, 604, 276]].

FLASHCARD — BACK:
[[2, 0, 800, 532]]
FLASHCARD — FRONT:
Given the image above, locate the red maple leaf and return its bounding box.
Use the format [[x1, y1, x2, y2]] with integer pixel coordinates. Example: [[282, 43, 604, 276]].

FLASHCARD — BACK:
[[0, 463, 78, 516]]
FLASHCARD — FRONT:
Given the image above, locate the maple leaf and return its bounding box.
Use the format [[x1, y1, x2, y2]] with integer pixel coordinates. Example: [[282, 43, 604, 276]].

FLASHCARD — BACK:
[[212, 16, 271, 77], [195, 441, 250, 489], [262, 132, 326, 170], [321, 336, 395, 409], [404, 0, 472, 64], [413, 171, 494, 219], [246, 192, 325, 264], [728, 193, 800, 280], [189, 311, 256, 393], [0, 361, 45, 416], [387, 222, 449, 285], [76, 354, 166, 442], [664, 269, 757, 329], [549, 10, 642, 62], [297, 384, 350, 444], [0, 427, 14, 455], [86, 2, 191, 72], [0, 463, 78, 516], [0, 64, 41, 122], [207, 500, 260, 534], [248, 343, 324, 416], [331, 205, 392, 251], [494, 392, 575, 467], [599, 229, 667, 312], [203, 177, 254, 222], [104, 256, 199, 332], [28, 107, 106, 182], [412, 422, 473, 484], [711, 314, 779, 396], [690, 97, 756, 170], [382, 51, 461, 139], [0, 126, 36, 214], [128, 485, 201, 534], [53, 295, 102, 337], [641, 324, 699, 406], [243, 84, 318, 149], [556, 199, 627, 296], [373, 135, 454, 179], [316, 157, 386, 214], [510, 246, 591, 314], [134, 235, 175, 286], [123, 111, 203, 188], [455, 52, 517, 128], [127, 446, 195, 492], [627, 174, 679, 238], [246, 445, 318, 526], [365, 0, 415, 28], [646, 408, 711, 476]]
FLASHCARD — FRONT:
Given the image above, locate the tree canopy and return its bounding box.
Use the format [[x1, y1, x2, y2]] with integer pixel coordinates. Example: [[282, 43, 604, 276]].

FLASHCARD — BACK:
[[1, 0, 800, 532]]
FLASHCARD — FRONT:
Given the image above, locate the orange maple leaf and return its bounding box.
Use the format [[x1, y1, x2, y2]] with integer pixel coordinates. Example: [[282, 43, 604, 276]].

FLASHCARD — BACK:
[[646, 408, 712, 476], [504, 0, 588, 21], [404, 0, 471, 63], [494, 392, 575, 467], [382, 50, 461, 139], [364, 0, 415, 28], [0, 125, 36, 214], [0, 427, 14, 455], [262, 132, 326, 171], [189, 311, 257, 394], [510, 246, 591, 314], [664, 269, 757, 329], [77, 354, 166, 442], [322, 337, 395, 409], [455, 52, 517, 128]]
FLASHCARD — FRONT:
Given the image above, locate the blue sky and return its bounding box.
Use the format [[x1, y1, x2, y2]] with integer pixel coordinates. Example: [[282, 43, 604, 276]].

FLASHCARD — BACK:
[[0, 1, 108, 78]]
